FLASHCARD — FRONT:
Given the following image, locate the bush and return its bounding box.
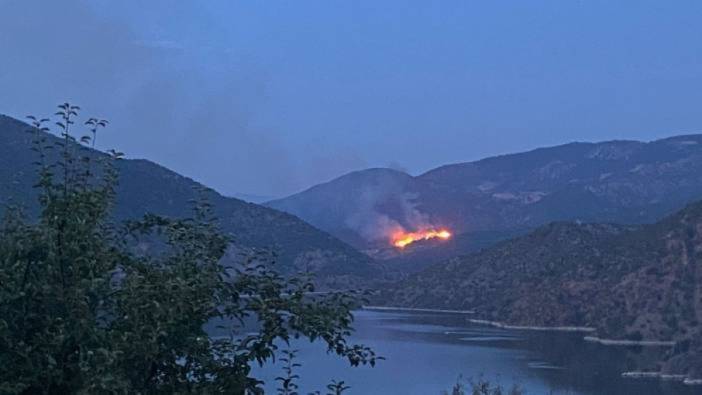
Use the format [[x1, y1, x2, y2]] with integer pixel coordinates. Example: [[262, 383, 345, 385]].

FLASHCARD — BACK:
[[0, 104, 378, 394], [442, 376, 525, 395]]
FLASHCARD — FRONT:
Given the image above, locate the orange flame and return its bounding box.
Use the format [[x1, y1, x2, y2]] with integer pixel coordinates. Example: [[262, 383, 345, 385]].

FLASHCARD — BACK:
[[391, 228, 452, 248]]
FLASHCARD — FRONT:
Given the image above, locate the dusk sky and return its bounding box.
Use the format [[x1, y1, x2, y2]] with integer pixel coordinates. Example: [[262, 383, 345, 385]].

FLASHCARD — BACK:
[[2, 0, 702, 198]]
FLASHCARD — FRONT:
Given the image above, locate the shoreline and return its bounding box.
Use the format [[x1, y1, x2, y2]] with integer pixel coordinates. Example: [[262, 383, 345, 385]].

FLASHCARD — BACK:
[[362, 305, 476, 314], [467, 318, 596, 332], [584, 336, 676, 347], [468, 319, 698, 386], [621, 371, 702, 386]]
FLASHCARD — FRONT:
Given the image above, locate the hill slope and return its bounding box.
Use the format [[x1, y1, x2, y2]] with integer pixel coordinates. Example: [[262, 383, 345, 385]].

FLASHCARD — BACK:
[[0, 114, 380, 287], [268, 136, 702, 266], [380, 201, 702, 380]]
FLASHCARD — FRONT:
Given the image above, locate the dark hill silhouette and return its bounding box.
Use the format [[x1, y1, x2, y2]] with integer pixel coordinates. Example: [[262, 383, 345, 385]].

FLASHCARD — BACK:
[[0, 114, 381, 288]]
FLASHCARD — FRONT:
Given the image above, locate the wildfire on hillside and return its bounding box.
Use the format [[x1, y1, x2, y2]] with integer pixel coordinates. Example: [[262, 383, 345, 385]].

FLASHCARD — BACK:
[[391, 228, 452, 248]]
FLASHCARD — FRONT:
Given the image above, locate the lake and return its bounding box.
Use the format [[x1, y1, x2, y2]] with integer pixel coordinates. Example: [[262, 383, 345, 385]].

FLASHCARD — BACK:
[[252, 309, 698, 395]]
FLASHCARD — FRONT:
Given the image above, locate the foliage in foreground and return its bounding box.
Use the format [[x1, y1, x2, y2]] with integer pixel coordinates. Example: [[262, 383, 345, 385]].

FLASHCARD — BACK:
[[0, 104, 378, 394], [442, 376, 525, 395], [273, 348, 351, 395]]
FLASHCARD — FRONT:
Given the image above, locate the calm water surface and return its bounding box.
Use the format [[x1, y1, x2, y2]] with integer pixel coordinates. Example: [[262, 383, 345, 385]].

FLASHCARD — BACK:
[[252, 310, 697, 395]]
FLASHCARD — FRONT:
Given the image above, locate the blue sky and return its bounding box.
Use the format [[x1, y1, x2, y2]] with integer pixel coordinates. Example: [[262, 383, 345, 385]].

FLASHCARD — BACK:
[[2, 1, 702, 197]]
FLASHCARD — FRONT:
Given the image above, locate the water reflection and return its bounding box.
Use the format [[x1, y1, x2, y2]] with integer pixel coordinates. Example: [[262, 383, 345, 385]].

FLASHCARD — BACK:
[[250, 310, 697, 395]]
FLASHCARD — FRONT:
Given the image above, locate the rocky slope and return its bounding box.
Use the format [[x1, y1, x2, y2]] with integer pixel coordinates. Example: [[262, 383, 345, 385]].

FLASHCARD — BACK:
[[0, 114, 381, 287], [268, 136, 702, 268], [380, 201, 702, 379]]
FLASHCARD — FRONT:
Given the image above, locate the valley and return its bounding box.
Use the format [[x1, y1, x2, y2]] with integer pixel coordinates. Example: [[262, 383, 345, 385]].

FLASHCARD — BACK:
[[3, 114, 702, 386], [5, 3, 702, 393]]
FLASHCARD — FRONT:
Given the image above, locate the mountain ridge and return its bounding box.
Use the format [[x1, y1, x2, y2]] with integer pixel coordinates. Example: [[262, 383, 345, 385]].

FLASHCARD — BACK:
[[267, 133, 702, 270], [0, 114, 381, 287]]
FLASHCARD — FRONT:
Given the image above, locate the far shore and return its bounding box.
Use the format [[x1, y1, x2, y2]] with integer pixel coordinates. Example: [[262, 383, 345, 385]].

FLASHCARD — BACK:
[[468, 318, 596, 332], [622, 371, 702, 386], [362, 305, 476, 314], [584, 336, 676, 347]]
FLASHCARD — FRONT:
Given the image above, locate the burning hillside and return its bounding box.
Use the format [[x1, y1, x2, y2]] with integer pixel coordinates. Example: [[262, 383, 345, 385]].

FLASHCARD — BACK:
[[391, 228, 452, 248]]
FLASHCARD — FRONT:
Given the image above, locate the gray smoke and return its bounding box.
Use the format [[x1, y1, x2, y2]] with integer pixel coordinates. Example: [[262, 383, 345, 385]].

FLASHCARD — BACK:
[[0, 0, 364, 197], [343, 177, 430, 242]]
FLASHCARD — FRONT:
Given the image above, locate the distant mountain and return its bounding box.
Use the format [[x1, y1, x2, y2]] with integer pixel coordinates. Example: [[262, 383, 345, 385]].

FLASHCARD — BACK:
[[0, 114, 381, 288], [267, 136, 702, 266], [380, 201, 702, 380], [232, 192, 278, 204]]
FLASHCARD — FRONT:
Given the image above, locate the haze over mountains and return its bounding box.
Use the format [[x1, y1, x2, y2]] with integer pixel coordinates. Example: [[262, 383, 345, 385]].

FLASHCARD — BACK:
[[0, 114, 380, 288], [268, 135, 702, 265]]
